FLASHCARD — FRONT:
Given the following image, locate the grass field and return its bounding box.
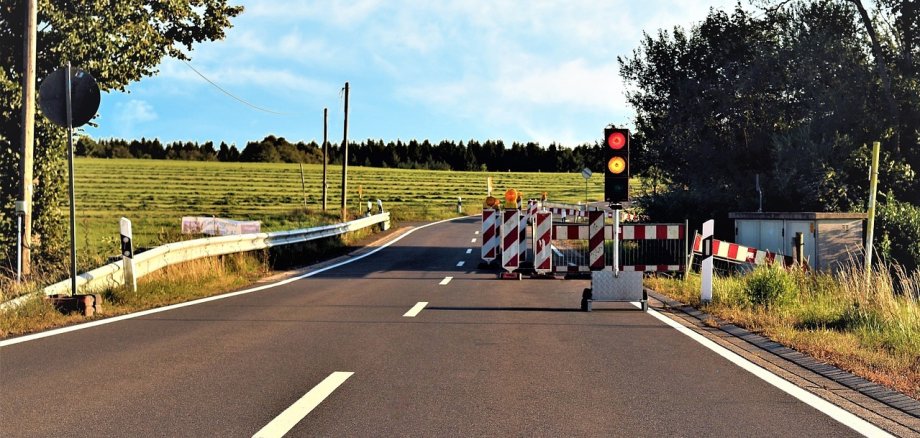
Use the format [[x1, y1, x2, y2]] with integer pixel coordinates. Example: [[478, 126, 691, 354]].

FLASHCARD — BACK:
[[72, 157, 618, 264]]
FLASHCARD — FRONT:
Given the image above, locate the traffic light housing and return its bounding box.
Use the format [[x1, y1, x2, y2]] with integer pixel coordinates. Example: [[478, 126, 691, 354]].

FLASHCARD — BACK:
[[604, 125, 629, 204]]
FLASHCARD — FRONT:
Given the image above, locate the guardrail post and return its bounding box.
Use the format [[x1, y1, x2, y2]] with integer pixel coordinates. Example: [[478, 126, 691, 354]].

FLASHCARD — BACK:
[[366, 201, 372, 217], [377, 199, 384, 213], [120, 217, 137, 292]]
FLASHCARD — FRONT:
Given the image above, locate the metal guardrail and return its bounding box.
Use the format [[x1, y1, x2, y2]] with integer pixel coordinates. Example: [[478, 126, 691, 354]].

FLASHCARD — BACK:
[[34, 212, 390, 297]]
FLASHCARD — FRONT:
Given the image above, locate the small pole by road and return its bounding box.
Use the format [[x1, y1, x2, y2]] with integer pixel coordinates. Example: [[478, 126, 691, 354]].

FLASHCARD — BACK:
[[341, 82, 349, 221], [322, 107, 328, 212], [865, 141, 881, 278], [65, 62, 78, 296], [299, 163, 307, 209]]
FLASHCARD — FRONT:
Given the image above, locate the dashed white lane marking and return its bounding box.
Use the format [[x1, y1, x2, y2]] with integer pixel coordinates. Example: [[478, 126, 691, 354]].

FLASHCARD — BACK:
[[638, 303, 894, 437], [471, 238, 477, 243], [456, 261, 465, 267], [474, 231, 479, 235], [439, 276, 453, 285], [403, 302, 428, 318], [0, 215, 476, 347], [466, 249, 472, 254], [252, 371, 354, 438]]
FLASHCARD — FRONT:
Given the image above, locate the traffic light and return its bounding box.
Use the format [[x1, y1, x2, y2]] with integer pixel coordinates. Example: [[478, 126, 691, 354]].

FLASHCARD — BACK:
[[604, 125, 629, 204]]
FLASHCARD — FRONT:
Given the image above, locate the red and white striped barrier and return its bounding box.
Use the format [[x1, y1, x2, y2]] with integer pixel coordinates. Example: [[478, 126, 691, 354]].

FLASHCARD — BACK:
[[622, 224, 684, 240], [481, 209, 498, 262], [551, 223, 687, 273], [691, 234, 795, 266], [533, 212, 553, 273], [553, 224, 684, 241], [526, 199, 539, 222], [518, 209, 527, 262], [588, 211, 605, 270], [622, 264, 683, 272], [501, 210, 521, 272]]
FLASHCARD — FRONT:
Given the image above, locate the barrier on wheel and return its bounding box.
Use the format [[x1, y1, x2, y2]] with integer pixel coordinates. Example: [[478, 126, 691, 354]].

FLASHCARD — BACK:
[[552, 223, 687, 273]]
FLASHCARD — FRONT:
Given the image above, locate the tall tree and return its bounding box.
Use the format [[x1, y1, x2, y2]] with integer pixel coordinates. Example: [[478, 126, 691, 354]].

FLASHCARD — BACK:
[[619, 2, 916, 225], [0, 1, 242, 272]]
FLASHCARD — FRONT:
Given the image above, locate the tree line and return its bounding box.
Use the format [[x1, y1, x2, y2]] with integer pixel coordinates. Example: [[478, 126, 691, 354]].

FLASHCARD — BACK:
[[76, 135, 605, 173]]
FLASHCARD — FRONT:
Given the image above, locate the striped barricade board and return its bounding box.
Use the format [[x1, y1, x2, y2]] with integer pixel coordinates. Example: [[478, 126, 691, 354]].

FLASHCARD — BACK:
[[533, 212, 553, 274], [501, 210, 521, 273], [481, 209, 498, 262], [551, 223, 687, 273]]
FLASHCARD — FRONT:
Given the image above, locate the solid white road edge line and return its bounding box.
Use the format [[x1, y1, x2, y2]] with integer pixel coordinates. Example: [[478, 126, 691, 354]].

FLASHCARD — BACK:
[[439, 276, 453, 285], [252, 371, 353, 438], [0, 215, 476, 348], [456, 261, 465, 267], [635, 302, 893, 437], [403, 302, 428, 318]]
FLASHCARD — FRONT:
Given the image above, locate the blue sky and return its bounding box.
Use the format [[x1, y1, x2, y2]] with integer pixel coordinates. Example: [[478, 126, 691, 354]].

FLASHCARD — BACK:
[[86, 0, 745, 148]]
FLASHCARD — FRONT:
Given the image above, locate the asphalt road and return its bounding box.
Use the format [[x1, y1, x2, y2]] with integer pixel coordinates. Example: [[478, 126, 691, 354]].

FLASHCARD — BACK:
[[0, 216, 870, 437]]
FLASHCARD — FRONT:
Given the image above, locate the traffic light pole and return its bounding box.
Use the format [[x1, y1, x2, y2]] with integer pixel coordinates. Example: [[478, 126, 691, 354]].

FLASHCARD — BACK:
[[611, 203, 621, 277]]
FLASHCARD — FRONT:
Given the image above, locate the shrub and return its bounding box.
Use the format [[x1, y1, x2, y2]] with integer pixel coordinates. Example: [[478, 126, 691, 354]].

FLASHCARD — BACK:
[[875, 193, 920, 273], [744, 263, 799, 308]]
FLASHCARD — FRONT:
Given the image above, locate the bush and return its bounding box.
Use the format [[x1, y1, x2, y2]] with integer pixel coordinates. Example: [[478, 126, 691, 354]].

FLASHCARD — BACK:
[[744, 263, 798, 308], [875, 193, 920, 273]]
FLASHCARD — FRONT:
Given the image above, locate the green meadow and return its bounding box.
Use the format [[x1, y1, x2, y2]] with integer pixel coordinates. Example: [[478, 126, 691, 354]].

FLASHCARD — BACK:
[[72, 157, 618, 264]]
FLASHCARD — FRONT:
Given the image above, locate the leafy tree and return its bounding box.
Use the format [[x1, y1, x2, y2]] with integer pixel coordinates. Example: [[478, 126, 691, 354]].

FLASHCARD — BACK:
[[0, 1, 242, 272], [620, 2, 917, 228]]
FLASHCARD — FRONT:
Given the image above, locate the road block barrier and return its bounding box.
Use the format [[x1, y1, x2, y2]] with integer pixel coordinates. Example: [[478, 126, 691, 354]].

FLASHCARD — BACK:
[[551, 223, 687, 273], [589, 211, 605, 270], [690, 234, 797, 267], [501, 210, 521, 272], [481, 209, 498, 263], [527, 199, 539, 222], [519, 210, 528, 262], [533, 211, 553, 273]]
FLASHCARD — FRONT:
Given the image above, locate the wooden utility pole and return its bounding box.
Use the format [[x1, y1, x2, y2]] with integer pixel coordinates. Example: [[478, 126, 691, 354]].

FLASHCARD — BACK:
[[322, 107, 328, 212], [20, 0, 38, 276], [341, 82, 349, 221]]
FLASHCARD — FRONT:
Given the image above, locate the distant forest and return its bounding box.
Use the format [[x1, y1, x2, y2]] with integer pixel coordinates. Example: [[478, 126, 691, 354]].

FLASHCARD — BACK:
[[76, 135, 605, 173]]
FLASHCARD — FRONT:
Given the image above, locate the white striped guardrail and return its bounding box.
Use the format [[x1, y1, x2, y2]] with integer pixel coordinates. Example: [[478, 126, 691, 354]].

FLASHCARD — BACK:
[[33, 212, 391, 298]]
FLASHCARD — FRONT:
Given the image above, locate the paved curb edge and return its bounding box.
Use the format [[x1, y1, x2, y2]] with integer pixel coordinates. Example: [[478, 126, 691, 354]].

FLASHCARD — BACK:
[[644, 288, 920, 421]]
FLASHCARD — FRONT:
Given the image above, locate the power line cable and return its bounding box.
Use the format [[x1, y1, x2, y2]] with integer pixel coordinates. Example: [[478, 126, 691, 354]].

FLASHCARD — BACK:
[[181, 60, 292, 116]]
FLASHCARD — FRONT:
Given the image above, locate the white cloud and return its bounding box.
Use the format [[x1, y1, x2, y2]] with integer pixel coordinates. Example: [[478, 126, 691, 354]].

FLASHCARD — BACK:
[[93, 0, 750, 145], [117, 99, 157, 124], [244, 0, 384, 25]]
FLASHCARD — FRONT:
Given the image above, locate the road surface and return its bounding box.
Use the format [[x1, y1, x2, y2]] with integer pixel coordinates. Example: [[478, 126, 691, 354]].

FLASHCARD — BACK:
[[0, 217, 877, 436]]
